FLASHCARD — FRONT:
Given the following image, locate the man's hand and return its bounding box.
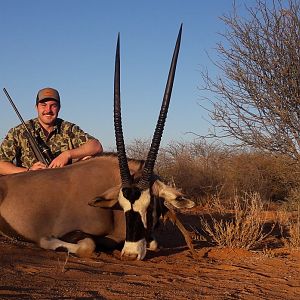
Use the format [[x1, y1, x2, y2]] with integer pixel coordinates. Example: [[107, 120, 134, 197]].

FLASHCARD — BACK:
[[30, 161, 47, 171], [48, 151, 71, 168]]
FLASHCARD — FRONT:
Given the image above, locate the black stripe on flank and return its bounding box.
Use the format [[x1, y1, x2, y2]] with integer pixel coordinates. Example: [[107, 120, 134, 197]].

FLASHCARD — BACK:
[[125, 210, 145, 242]]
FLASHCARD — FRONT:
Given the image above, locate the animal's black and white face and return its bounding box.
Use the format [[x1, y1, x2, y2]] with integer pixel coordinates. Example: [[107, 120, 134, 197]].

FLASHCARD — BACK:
[[118, 180, 194, 260], [118, 187, 150, 260]]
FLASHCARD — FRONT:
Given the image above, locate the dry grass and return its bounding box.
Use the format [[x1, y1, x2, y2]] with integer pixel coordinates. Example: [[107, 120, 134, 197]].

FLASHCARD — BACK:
[[284, 219, 300, 249], [196, 193, 274, 250], [277, 206, 300, 250]]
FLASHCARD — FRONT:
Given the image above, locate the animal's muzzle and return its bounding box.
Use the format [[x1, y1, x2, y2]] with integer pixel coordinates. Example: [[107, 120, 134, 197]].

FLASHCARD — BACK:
[[121, 239, 147, 260]]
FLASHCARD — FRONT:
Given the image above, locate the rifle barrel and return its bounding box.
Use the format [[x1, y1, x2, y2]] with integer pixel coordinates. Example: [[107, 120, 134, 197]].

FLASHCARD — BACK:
[[2, 88, 50, 166]]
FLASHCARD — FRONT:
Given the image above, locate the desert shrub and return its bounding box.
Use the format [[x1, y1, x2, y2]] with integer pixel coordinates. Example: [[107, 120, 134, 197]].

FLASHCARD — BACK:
[[221, 152, 300, 202], [277, 204, 300, 249], [157, 140, 229, 204], [125, 139, 300, 204], [284, 187, 300, 211], [284, 217, 300, 250], [125, 138, 151, 160], [197, 193, 273, 250]]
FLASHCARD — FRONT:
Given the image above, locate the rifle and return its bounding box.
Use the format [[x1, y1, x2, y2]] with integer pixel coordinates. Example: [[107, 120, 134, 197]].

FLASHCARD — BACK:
[[3, 88, 53, 166]]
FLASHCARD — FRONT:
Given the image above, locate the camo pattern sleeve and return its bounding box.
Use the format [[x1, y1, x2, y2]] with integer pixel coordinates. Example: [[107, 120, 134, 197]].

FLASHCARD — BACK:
[[0, 123, 37, 168], [0, 127, 18, 162]]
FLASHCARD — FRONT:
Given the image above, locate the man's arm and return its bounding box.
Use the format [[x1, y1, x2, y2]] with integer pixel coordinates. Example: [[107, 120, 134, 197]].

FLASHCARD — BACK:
[[0, 161, 28, 175], [0, 127, 27, 175], [0, 160, 48, 175], [48, 139, 103, 168], [0, 139, 103, 173], [68, 138, 103, 159]]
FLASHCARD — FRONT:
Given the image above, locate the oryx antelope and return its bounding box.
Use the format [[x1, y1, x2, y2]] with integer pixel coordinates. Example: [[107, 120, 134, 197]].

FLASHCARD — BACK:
[[0, 25, 195, 260]]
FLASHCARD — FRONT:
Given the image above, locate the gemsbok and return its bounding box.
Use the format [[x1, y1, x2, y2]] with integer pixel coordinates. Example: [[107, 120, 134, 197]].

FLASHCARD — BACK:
[[0, 24, 195, 260]]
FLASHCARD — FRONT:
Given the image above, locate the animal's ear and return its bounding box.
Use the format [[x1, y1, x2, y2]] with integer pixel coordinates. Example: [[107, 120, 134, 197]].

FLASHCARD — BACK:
[[152, 180, 195, 209], [88, 185, 121, 209]]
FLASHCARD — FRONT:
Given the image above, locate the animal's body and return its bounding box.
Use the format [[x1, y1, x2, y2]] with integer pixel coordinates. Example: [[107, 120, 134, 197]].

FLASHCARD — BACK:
[[0, 154, 193, 259], [0, 155, 133, 251]]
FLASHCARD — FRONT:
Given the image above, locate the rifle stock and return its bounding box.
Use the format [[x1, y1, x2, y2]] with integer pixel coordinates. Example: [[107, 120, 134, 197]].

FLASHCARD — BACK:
[[3, 88, 52, 166]]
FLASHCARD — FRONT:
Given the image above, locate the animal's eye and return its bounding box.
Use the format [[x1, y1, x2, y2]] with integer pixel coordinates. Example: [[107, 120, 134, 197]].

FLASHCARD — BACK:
[[176, 195, 188, 202]]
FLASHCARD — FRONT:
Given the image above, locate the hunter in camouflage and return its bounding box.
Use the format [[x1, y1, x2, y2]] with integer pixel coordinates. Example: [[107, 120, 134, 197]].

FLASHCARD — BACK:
[[0, 118, 96, 168], [0, 87, 102, 175]]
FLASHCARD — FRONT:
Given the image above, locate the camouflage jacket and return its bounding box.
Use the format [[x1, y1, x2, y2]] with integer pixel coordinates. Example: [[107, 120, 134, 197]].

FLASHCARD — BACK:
[[0, 118, 96, 168]]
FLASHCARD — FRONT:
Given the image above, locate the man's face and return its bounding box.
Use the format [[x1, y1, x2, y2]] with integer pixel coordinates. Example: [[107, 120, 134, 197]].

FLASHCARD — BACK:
[[36, 100, 60, 126]]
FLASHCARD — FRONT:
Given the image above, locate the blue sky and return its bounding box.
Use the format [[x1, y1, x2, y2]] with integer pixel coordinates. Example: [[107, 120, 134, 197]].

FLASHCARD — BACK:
[[0, 0, 257, 149]]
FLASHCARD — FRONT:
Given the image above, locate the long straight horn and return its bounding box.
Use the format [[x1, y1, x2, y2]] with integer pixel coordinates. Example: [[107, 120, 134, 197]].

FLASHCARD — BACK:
[[137, 24, 183, 190], [114, 34, 132, 187]]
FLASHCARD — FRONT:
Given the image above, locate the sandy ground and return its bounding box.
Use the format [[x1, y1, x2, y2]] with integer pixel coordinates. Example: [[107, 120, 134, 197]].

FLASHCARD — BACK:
[[1, 209, 300, 300]]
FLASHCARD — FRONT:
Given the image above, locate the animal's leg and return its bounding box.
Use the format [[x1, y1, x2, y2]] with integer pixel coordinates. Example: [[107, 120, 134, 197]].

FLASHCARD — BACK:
[[39, 237, 95, 257], [61, 229, 125, 251], [164, 210, 197, 257]]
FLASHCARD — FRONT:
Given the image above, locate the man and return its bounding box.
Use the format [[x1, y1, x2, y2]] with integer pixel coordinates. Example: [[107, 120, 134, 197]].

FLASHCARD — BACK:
[[0, 87, 103, 175]]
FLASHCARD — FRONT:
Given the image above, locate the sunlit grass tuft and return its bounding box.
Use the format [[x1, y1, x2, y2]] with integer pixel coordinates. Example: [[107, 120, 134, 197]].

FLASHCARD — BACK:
[[197, 193, 274, 250]]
